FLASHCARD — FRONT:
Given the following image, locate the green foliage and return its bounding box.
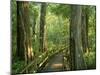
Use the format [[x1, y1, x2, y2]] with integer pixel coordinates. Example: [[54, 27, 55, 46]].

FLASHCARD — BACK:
[[88, 6, 96, 52], [46, 14, 69, 50], [48, 4, 71, 18], [29, 2, 39, 19], [85, 6, 96, 17], [12, 60, 25, 74], [84, 51, 96, 69], [12, 0, 17, 58], [12, 1, 96, 73]]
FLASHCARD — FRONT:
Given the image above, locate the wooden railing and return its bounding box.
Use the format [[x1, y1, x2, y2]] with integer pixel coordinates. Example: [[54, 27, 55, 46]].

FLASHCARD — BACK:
[[20, 46, 67, 73]]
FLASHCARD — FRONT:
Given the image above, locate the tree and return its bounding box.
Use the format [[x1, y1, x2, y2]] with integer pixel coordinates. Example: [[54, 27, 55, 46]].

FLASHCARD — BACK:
[[39, 3, 47, 52], [81, 7, 89, 53], [17, 1, 25, 60], [17, 1, 34, 63], [30, 3, 38, 46], [70, 5, 87, 70]]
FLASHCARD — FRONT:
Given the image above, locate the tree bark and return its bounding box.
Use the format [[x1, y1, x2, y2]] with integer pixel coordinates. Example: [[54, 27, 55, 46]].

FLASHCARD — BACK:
[[81, 7, 89, 53], [17, 1, 25, 60], [33, 16, 36, 43], [39, 3, 47, 52], [70, 5, 75, 70], [70, 5, 87, 70], [17, 1, 34, 63]]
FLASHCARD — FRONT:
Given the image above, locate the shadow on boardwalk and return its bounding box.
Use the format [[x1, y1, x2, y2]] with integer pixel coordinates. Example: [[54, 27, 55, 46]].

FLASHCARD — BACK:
[[38, 52, 64, 73]]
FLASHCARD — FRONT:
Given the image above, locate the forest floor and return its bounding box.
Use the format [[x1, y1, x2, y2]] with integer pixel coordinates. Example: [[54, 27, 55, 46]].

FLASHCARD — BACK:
[[38, 52, 65, 73]]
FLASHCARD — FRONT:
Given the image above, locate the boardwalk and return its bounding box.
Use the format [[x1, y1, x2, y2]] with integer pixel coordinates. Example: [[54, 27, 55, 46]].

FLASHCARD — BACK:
[[38, 52, 64, 73]]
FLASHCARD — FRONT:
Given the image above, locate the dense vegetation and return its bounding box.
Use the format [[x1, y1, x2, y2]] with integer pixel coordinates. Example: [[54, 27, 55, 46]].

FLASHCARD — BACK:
[[12, 0, 96, 74]]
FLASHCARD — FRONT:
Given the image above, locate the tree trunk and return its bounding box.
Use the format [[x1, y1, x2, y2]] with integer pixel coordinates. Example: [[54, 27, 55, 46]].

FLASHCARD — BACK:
[[33, 16, 36, 43], [70, 5, 87, 70], [70, 5, 75, 70], [39, 3, 46, 52], [81, 7, 89, 53], [44, 24, 48, 51], [17, 1, 25, 60], [85, 8, 89, 53], [17, 1, 34, 63]]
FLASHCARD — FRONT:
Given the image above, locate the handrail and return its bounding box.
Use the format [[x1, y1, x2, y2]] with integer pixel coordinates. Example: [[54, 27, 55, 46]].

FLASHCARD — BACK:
[[20, 46, 68, 73], [37, 47, 67, 71], [20, 51, 48, 73]]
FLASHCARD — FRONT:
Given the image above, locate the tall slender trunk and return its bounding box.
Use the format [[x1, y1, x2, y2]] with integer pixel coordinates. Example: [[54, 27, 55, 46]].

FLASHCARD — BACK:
[[17, 1, 25, 60], [39, 3, 46, 52], [70, 5, 76, 70], [81, 7, 89, 53], [33, 16, 36, 44]]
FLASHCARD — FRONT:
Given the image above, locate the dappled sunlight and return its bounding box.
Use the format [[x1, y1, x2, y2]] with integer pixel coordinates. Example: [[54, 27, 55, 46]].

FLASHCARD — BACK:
[[28, 46, 33, 59], [51, 63, 63, 69]]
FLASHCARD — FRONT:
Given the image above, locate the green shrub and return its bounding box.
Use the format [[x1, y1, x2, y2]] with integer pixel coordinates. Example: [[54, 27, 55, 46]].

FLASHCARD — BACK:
[[84, 51, 96, 69]]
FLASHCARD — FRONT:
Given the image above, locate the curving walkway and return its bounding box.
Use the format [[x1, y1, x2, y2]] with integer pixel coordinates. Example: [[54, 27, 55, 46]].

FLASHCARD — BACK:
[[38, 52, 64, 73]]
